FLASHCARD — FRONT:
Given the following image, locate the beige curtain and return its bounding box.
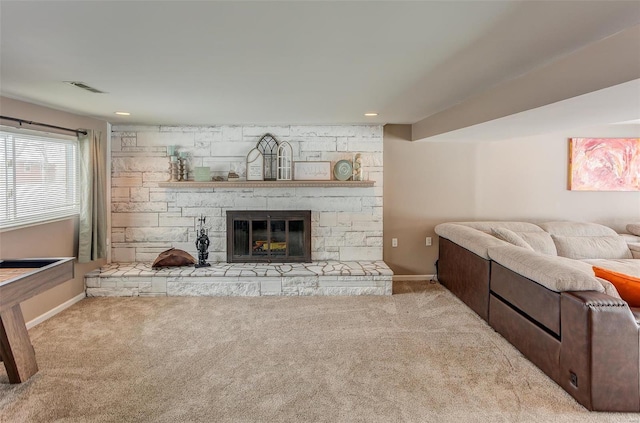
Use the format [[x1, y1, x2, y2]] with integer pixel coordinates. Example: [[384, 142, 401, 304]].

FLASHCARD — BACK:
[[78, 129, 107, 263]]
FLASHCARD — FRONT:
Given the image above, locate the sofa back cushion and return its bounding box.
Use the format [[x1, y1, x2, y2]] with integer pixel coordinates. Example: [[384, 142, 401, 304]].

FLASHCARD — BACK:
[[628, 243, 640, 259], [551, 235, 632, 260], [462, 221, 543, 234], [538, 221, 618, 237], [516, 232, 558, 256], [487, 245, 605, 292], [435, 221, 546, 259], [539, 221, 632, 260], [457, 222, 555, 256], [491, 228, 557, 255], [627, 223, 640, 236], [491, 228, 534, 250]]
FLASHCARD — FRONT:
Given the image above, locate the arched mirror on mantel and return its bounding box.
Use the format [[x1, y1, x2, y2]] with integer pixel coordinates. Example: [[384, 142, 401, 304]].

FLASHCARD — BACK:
[[256, 133, 279, 181]]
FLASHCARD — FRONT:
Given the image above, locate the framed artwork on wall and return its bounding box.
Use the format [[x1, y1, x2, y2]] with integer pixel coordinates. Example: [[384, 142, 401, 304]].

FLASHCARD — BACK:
[[568, 138, 640, 191]]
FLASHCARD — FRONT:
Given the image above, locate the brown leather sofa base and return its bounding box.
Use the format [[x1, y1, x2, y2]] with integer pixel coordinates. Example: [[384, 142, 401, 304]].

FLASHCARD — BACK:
[[438, 238, 490, 321], [437, 237, 640, 412], [490, 265, 640, 412], [489, 294, 561, 382], [560, 291, 640, 412], [491, 263, 560, 336]]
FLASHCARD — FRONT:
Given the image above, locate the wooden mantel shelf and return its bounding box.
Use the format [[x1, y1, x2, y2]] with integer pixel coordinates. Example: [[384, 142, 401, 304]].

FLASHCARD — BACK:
[[157, 180, 375, 188]]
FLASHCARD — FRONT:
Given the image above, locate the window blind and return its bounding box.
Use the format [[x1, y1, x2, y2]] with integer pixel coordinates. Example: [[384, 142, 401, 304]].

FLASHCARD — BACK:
[[0, 127, 80, 230]]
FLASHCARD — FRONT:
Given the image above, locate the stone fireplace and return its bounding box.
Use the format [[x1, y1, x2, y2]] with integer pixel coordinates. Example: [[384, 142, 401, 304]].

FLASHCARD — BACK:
[[90, 124, 390, 297], [110, 124, 384, 265], [227, 210, 311, 263]]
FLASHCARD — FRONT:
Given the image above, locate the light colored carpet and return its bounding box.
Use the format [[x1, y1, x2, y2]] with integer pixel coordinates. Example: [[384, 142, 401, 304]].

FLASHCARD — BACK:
[[0, 282, 638, 423]]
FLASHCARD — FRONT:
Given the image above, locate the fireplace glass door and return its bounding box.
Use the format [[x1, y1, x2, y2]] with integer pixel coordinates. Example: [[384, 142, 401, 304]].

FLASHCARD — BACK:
[[227, 211, 311, 263]]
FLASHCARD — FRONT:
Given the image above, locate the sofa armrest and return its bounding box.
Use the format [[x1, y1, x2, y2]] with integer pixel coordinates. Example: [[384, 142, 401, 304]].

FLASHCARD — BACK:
[[435, 223, 506, 259], [488, 244, 604, 293], [565, 290, 630, 307], [560, 291, 640, 411]]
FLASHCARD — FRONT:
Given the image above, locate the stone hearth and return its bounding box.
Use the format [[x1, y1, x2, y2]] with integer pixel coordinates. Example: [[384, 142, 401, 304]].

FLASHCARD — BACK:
[[85, 261, 392, 297]]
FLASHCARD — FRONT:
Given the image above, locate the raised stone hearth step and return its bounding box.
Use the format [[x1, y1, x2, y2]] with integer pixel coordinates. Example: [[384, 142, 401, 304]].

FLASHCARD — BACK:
[[85, 261, 393, 297]]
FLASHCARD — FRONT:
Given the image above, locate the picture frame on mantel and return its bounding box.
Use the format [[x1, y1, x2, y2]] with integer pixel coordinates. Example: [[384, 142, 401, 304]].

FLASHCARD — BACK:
[[293, 161, 331, 181], [246, 148, 264, 181]]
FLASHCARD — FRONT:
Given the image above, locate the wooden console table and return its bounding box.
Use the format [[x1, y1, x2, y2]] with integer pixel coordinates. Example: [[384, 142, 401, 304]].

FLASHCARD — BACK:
[[0, 258, 74, 383]]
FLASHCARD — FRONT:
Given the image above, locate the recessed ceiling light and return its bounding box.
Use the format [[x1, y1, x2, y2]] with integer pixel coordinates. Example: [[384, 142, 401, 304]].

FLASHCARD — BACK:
[[115, 112, 131, 116], [364, 112, 378, 117]]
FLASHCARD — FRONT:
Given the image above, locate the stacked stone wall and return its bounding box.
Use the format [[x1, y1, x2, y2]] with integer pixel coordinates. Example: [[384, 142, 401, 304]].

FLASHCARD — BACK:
[[110, 125, 383, 263]]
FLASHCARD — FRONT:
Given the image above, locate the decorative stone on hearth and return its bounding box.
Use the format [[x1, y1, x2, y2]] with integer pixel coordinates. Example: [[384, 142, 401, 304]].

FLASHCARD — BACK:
[[277, 141, 293, 181], [256, 133, 279, 181]]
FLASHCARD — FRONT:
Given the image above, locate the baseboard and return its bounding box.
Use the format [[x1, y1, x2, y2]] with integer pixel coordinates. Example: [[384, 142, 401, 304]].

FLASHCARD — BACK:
[[26, 292, 86, 329], [392, 274, 437, 282]]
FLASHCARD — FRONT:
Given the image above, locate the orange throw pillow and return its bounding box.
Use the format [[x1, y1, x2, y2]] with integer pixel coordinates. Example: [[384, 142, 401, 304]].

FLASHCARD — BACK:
[[593, 266, 640, 307]]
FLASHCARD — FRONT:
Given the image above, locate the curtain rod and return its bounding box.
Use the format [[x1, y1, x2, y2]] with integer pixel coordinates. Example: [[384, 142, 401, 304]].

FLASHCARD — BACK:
[[0, 115, 88, 136]]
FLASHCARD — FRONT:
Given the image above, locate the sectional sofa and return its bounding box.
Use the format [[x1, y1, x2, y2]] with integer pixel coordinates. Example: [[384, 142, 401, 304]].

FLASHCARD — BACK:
[[434, 221, 640, 412]]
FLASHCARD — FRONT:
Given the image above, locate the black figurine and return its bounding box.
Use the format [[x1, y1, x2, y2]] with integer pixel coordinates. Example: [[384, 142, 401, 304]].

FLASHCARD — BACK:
[[195, 215, 211, 268]]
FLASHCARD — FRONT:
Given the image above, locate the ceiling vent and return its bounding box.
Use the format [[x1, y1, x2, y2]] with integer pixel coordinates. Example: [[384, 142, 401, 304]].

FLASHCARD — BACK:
[[64, 81, 106, 94]]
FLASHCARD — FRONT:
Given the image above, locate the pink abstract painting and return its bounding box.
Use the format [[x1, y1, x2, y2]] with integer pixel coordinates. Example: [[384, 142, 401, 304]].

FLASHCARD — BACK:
[[569, 138, 640, 191]]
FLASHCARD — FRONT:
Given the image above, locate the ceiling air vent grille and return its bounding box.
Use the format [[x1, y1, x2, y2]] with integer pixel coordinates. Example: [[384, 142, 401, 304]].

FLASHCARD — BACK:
[[64, 81, 106, 94]]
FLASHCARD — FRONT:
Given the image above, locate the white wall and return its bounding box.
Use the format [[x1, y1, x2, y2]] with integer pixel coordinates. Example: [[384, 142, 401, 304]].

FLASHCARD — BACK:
[[383, 123, 640, 275]]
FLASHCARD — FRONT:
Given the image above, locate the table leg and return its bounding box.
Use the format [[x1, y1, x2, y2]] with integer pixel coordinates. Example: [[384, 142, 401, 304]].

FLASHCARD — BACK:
[[0, 304, 38, 383]]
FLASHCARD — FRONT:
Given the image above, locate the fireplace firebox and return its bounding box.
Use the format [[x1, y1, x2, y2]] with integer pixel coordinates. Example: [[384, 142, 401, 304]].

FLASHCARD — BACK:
[[226, 210, 311, 263]]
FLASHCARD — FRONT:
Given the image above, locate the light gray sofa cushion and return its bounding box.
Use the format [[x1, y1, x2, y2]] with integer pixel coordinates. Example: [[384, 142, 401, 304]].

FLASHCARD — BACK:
[[596, 278, 623, 299], [583, 259, 640, 278], [627, 223, 640, 236], [539, 221, 632, 259], [516, 232, 558, 256], [552, 235, 633, 260], [539, 221, 619, 237], [435, 223, 507, 259], [436, 221, 548, 259], [621, 233, 640, 243], [490, 228, 557, 255], [488, 245, 605, 293], [585, 259, 640, 299], [491, 228, 534, 250], [628, 243, 640, 259], [461, 221, 544, 234]]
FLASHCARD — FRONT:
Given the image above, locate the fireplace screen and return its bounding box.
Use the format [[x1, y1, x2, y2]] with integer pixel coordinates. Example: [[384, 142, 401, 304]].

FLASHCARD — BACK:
[[227, 210, 311, 263]]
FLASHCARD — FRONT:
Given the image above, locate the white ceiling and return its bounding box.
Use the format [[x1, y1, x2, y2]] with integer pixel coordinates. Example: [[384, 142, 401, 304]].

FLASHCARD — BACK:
[[1, 1, 639, 127]]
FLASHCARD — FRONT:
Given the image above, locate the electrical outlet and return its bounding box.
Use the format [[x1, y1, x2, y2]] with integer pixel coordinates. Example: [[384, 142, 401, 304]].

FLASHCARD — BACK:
[[425, 237, 432, 246], [570, 372, 578, 387], [392, 238, 398, 248]]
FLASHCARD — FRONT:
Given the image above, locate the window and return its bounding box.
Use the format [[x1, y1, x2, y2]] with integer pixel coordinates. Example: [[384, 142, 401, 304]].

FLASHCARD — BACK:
[[0, 127, 80, 230]]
